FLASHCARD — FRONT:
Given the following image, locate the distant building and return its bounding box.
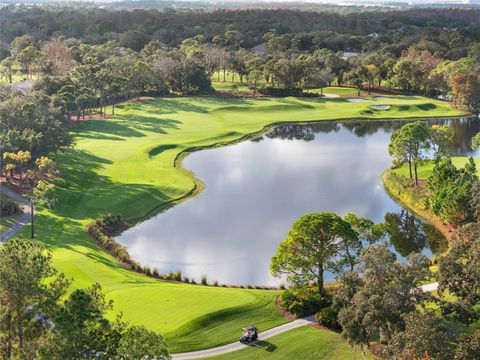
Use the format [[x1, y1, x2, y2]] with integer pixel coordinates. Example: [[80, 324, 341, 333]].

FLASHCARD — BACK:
[[341, 51, 363, 60], [252, 43, 267, 55]]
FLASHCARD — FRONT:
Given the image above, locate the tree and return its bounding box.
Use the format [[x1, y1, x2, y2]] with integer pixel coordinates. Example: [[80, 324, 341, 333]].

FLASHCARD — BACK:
[[427, 158, 477, 226], [270, 211, 358, 295], [383, 312, 454, 360], [0, 57, 16, 84], [42, 40, 75, 76], [455, 332, 480, 360], [389, 121, 430, 186], [117, 326, 170, 360], [429, 124, 454, 159], [306, 69, 334, 95], [472, 132, 480, 150], [247, 69, 262, 98], [272, 58, 305, 90], [334, 245, 430, 352], [437, 230, 480, 324], [450, 73, 480, 112], [391, 58, 422, 93], [0, 239, 68, 359], [16, 46, 40, 79], [40, 284, 122, 359]]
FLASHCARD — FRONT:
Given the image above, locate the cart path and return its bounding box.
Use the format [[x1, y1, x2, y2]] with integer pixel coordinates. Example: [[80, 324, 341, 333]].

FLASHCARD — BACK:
[[171, 316, 315, 360], [0, 185, 31, 243], [171, 282, 440, 360]]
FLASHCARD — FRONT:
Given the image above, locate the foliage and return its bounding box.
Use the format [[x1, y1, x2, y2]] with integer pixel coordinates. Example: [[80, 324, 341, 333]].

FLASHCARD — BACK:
[[315, 305, 340, 331], [429, 124, 455, 159], [382, 312, 454, 360], [454, 331, 480, 360], [426, 158, 478, 226], [389, 121, 430, 186], [0, 239, 69, 359], [436, 229, 480, 324], [271, 211, 359, 295], [281, 287, 330, 317], [117, 326, 170, 360], [334, 244, 430, 348], [0, 198, 21, 216]]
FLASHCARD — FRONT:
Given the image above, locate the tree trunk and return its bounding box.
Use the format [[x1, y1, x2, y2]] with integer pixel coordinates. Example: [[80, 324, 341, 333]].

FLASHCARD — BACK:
[[223, 67, 226, 82], [112, 104, 115, 115], [30, 198, 34, 239], [17, 311, 23, 353], [317, 266, 325, 296], [414, 161, 419, 187], [408, 160, 413, 180]]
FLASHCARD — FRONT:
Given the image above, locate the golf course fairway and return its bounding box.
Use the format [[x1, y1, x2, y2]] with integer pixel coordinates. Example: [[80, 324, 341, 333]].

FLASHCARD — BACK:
[[10, 95, 466, 353]]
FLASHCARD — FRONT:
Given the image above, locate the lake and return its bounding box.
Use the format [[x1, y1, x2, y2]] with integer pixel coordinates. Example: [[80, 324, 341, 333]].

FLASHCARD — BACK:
[[118, 117, 480, 286]]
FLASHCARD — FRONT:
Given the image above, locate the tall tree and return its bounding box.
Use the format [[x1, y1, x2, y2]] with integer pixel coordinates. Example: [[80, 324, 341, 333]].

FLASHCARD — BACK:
[[270, 211, 358, 295], [389, 121, 430, 186], [0, 240, 68, 359]]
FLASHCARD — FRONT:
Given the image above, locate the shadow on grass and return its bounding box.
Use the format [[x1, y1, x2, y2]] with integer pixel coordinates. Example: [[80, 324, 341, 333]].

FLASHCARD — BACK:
[[251, 341, 277, 353], [53, 149, 176, 221]]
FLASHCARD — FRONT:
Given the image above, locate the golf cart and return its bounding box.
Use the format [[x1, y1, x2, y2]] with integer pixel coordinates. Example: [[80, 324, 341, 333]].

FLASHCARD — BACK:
[[239, 326, 258, 344]]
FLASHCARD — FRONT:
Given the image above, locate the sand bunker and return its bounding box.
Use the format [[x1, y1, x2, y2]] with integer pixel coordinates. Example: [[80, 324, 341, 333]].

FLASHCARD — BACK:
[[369, 105, 391, 110], [347, 98, 368, 103]]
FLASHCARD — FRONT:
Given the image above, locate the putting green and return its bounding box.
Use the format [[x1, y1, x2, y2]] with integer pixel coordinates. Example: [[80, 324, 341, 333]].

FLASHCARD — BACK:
[[11, 95, 465, 352]]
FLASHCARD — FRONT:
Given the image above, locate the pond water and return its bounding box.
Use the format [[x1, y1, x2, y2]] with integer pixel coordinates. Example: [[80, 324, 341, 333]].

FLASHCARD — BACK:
[[118, 117, 480, 286]]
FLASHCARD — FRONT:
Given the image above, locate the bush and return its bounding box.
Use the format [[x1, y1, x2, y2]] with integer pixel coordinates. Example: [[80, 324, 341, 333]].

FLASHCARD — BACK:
[[259, 86, 302, 97], [281, 287, 331, 317], [0, 198, 21, 216], [201, 276, 208, 286], [316, 306, 340, 330]]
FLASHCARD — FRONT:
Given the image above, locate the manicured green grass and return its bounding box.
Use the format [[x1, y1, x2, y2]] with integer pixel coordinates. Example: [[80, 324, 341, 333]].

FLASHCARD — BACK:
[[393, 157, 480, 179], [209, 326, 373, 359], [11, 95, 465, 352]]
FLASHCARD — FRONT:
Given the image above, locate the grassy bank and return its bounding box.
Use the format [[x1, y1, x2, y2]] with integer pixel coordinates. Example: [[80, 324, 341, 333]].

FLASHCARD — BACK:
[[384, 157, 480, 240], [11, 95, 465, 352], [209, 326, 373, 359]]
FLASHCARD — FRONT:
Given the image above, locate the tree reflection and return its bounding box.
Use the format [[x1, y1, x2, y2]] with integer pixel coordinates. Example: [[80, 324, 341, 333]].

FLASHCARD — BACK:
[[384, 210, 448, 257], [262, 123, 341, 141], [385, 210, 428, 257]]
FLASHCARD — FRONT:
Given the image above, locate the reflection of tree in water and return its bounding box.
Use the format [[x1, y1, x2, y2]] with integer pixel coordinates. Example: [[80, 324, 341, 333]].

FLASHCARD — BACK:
[[385, 210, 447, 257], [342, 121, 396, 137], [259, 123, 341, 142], [385, 210, 427, 257]]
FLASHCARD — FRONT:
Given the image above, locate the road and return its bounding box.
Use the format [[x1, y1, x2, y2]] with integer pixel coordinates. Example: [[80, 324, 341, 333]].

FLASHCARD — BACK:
[[0, 185, 31, 242]]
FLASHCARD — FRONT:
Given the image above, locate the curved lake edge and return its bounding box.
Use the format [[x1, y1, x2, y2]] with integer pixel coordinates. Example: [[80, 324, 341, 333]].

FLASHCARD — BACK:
[[382, 170, 453, 244], [113, 113, 474, 286], [123, 113, 472, 228]]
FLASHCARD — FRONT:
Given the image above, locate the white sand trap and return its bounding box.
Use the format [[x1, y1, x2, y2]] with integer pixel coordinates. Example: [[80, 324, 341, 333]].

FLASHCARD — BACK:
[[347, 98, 368, 103], [373, 96, 388, 100], [369, 105, 391, 110]]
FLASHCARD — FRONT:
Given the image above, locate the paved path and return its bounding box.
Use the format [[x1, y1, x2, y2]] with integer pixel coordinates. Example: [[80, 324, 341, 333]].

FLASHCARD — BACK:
[[171, 282, 440, 360], [171, 316, 315, 360], [0, 185, 31, 242]]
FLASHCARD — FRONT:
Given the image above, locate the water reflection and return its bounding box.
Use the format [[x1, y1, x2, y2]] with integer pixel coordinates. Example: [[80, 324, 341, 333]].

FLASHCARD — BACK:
[[117, 117, 479, 286]]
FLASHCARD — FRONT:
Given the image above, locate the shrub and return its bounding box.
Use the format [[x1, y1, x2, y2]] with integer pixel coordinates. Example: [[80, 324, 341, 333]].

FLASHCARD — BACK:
[[259, 86, 302, 97], [213, 280, 219, 287], [152, 268, 159, 278], [0, 199, 21, 216], [201, 276, 208, 286], [281, 287, 331, 317], [316, 306, 340, 330]]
